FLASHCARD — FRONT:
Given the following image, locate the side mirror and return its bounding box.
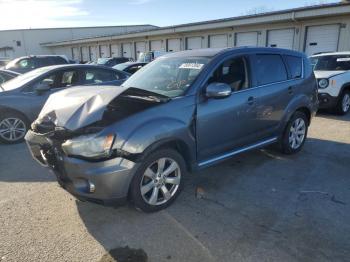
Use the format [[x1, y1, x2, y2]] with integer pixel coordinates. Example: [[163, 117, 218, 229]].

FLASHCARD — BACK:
[[35, 79, 53, 94], [205, 82, 232, 99]]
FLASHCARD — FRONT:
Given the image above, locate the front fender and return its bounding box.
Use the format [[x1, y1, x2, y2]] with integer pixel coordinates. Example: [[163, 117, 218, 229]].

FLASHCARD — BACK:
[[120, 117, 195, 156], [0, 96, 37, 122]]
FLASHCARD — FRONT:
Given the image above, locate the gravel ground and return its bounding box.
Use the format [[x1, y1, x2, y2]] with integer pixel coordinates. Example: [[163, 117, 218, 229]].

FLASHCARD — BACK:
[[0, 112, 349, 262]]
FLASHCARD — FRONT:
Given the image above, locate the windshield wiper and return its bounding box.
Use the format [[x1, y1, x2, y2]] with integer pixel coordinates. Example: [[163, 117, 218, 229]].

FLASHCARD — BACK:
[[122, 87, 171, 100]]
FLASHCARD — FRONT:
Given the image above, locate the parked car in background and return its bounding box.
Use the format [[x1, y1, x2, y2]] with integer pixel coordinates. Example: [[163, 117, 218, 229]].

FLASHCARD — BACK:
[[25, 47, 318, 212], [0, 64, 129, 143], [4, 55, 70, 74], [310, 52, 350, 115], [137, 51, 167, 63], [0, 58, 11, 67], [96, 57, 132, 67], [113, 62, 148, 74], [0, 69, 20, 84]]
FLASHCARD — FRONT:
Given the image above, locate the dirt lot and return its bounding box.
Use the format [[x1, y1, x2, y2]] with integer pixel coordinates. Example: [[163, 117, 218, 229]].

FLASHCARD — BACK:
[[0, 112, 349, 262]]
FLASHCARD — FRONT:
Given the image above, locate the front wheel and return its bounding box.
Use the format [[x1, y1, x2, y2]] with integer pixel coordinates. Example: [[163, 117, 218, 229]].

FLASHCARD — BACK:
[[279, 111, 308, 155], [0, 111, 29, 144], [129, 149, 186, 212], [335, 91, 350, 115]]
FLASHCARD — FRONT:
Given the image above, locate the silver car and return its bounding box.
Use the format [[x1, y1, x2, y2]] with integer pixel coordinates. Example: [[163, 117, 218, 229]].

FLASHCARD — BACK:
[[0, 64, 129, 143], [25, 48, 318, 212]]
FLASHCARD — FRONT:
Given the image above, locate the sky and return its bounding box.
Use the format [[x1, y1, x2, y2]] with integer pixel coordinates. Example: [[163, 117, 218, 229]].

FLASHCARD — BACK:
[[0, 0, 341, 30]]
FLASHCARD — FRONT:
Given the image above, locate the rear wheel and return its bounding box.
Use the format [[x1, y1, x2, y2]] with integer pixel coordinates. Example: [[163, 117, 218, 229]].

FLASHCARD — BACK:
[[0, 111, 29, 144], [335, 90, 350, 115], [280, 111, 308, 155], [130, 149, 186, 212]]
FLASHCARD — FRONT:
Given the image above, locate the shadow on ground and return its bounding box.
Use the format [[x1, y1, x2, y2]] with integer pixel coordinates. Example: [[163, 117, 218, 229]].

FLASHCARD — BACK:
[[316, 110, 350, 122], [76, 137, 350, 262], [0, 142, 55, 182]]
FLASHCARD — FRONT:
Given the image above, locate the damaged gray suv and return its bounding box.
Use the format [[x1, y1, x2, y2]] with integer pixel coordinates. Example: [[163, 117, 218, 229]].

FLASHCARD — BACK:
[[25, 48, 318, 212]]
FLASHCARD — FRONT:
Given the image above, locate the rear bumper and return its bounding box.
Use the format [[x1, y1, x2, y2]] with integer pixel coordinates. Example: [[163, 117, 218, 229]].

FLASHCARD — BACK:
[[318, 93, 338, 109], [25, 130, 138, 206]]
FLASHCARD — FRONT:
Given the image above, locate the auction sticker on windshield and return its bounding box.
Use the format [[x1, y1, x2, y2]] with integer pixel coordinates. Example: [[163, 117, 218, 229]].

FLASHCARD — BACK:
[[179, 63, 204, 69], [337, 58, 350, 62]]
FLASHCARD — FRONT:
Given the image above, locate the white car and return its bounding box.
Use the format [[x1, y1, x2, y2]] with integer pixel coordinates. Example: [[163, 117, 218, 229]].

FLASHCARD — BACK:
[[310, 52, 350, 115]]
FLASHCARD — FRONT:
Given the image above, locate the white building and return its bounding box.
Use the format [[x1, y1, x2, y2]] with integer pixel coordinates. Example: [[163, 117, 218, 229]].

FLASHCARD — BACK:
[[2, 2, 350, 61], [0, 25, 157, 59]]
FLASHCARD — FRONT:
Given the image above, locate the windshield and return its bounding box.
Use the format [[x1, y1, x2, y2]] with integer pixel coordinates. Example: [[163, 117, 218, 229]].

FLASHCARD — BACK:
[[122, 56, 210, 98], [311, 55, 350, 71], [97, 58, 109, 65], [137, 52, 153, 63], [4, 58, 20, 69], [1, 67, 51, 91]]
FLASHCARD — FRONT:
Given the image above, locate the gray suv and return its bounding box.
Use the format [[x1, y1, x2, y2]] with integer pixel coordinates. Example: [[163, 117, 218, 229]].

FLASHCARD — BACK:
[[25, 48, 318, 212]]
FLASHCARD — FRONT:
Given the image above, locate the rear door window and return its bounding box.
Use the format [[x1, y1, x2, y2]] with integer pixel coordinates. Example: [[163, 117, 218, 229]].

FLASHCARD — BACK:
[[82, 69, 120, 84], [284, 55, 302, 79], [253, 54, 288, 86]]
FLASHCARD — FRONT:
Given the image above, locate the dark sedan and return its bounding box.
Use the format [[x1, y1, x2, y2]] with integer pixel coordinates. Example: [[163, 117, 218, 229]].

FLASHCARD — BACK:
[[0, 69, 20, 84], [113, 62, 148, 74], [96, 57, 132, 67], [0, 64, 129, 143]]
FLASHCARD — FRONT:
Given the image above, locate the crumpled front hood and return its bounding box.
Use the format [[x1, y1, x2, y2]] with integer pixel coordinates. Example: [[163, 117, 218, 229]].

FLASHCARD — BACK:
[[37, 85, 128, 131], [314, 70, 345, 79]]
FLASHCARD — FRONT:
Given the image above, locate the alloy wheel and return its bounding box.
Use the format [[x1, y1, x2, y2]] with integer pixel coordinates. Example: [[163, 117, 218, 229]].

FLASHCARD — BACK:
[[342, 93, 350, 113], [140, 157, 181, 206], [0, 117, 27, 142], [289, 118, 306, 150]]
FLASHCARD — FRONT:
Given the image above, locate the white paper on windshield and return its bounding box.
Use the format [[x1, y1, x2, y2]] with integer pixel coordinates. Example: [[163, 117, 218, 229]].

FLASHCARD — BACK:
[[179, 63, 204, 70], [337, 58, 350, 62]]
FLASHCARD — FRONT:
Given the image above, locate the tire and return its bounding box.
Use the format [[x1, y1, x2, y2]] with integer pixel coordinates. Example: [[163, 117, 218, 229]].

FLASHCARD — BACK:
[[279, 111, 308, 155], [0, 111, 29, 144], [335, 90, 350, 115], [129, 149, 186, 212]]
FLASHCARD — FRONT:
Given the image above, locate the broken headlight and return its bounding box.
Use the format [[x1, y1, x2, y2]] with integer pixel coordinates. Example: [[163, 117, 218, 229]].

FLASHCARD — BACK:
[[62, 133, 115, 159]]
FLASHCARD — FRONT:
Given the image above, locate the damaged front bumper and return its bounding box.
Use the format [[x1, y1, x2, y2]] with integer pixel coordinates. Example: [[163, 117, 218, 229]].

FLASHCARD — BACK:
[[25, 130, 138, 206]]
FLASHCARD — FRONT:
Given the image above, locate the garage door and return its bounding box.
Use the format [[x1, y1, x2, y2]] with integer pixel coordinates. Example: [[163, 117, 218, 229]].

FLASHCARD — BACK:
[[81, 46, 89, 62], [267, 28, 295, 49], [186, 37, 202, 50], [150, 40, 163, 51], [305, 24, 340, 56], [89, 46, 98, 61], [167, 38, 181, 52], [135, 42, 146, 59], [72, 47, 80, 60], [110, 44, 120, 57], [122, 43, 132, 58], [209, 34, 228, 48], [236, 32, 258, 47], [99, 45, 110, 58]]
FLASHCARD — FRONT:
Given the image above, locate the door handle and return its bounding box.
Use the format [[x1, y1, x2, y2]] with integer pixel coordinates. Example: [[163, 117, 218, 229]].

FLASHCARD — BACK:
[[288, 86, 293, 95], [247, 96, 255, 105]]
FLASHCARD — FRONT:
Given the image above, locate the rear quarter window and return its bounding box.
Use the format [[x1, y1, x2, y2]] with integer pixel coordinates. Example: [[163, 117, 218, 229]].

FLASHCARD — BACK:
[[284, 55, 302, 79], [253, 54, 288, 86]]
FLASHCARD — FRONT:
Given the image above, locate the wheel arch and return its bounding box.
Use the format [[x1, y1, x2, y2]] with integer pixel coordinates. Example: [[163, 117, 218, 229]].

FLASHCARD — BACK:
[[0, 105, 31, 125], [133, 138, 195, 172], [340, 83, 350, 96], [295, 107, 311, 125]]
